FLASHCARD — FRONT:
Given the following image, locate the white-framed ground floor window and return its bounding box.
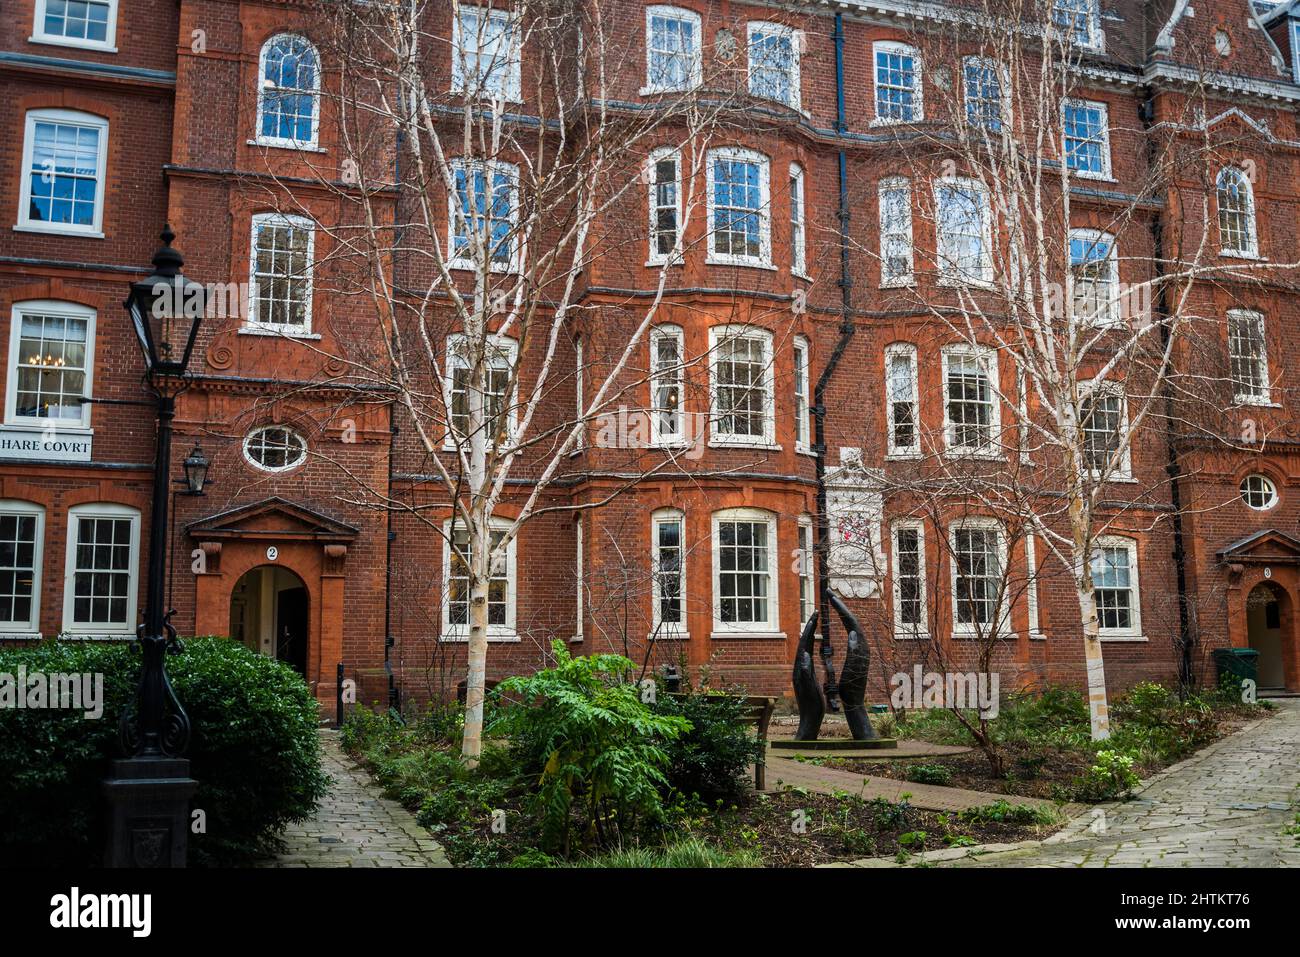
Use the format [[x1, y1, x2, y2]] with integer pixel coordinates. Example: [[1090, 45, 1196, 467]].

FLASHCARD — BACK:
[[0, 500, 44, 637], [62, 502, 139, 638], [652, 508, 687, 638], [441, 518, 517, 641], [711, 507, 781, 638]]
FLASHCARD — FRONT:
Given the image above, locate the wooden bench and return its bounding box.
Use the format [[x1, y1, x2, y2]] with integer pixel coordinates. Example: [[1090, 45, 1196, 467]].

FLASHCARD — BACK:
[[669, 693, 778, 792]]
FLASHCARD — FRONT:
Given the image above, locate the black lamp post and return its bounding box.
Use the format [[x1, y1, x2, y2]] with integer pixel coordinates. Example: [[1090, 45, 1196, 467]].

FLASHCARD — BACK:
[[102, 226, 204, 868]]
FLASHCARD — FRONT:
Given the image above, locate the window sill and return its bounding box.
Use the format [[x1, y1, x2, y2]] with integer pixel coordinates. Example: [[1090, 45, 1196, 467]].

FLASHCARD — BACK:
[[885, 451, 923, 461], [1029, 631, 1047, 641], [1099, 633, 1147, 642], [647, 630, 690, 641], [28, 35, 118, 53], [796, 446, 818, 458], [943, 448, 1003, 461], [1071, 171, 1116, 184], [448, 260, 516, 275], [709, 439, 782, 451], [439, 633, 520, 643], [14, 224, 104, 239], [1220, 250, 1265, 262], [893, 630, 929, 640], [248, 138, 327, 154], [639, 83, 701, 96], [705, 256, 777, 272], [869, 117, 921, 128], [62, 632, 134, 641], [645, 257, 683, 268], [880, 278, 915, 290], [1233, 397, 1280, 409], [0, 422, 93, 436], [952, 630, 1018, 641], [0, 631, 41, 641], [792, 269, 812, 283], [238, 326, 321, 340], [710, 630, 786, 641]]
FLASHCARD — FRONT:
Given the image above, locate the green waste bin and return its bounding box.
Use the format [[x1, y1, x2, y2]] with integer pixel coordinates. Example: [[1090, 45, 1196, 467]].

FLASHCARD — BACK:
[[1211, 648, 1259, 689]]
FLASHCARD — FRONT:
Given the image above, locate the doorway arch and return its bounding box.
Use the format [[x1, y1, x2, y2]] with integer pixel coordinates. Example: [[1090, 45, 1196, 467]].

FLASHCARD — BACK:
[[1245, 581, 1288, 690], [229, 565, 310, 676]]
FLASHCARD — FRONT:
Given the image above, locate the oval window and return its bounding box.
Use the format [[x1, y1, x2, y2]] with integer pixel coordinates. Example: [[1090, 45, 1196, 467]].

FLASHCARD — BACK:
[[244, 426, 307, 472], [1239, 474, 1277, 511]]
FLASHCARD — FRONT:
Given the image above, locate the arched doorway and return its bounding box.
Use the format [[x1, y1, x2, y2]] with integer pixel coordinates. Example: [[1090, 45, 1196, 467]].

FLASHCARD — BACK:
[[229, 565, 310, 676], [1246, 582, 1287, 691]]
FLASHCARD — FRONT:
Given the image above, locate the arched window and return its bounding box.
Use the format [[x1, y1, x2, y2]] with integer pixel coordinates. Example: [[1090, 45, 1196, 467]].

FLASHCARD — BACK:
[[1217, 167, 1258, 257], [256, 34, 320, 148]]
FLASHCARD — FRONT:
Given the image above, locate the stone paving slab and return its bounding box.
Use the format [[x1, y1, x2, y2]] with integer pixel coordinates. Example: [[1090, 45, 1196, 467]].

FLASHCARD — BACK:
[[938, 700, 1300, 868], [764, 752, 1065, 813], [257, 730, 452, 868]]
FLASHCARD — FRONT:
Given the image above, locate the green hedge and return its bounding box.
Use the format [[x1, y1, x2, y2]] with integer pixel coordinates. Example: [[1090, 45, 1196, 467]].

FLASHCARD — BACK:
[[0, 637, 328, 866]]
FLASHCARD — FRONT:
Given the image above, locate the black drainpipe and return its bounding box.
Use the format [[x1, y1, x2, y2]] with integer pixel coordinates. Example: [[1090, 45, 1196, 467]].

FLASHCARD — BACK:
[[1139, 93, 1194, 694], [812, 11, 857, 711], [384, 124, 405, 715]]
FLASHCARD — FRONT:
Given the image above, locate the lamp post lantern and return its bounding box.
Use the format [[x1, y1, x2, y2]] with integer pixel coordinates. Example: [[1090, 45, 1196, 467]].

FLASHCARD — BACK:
[[103, 226, 204, 868]]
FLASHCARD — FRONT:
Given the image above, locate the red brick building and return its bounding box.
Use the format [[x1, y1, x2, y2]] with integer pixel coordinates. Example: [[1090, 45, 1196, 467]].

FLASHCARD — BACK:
[[2, 0, 1297, 712]]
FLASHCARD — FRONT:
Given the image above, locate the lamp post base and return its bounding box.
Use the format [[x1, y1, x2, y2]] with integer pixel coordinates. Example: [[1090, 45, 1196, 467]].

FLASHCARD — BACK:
[[102, 757, 197, 868]]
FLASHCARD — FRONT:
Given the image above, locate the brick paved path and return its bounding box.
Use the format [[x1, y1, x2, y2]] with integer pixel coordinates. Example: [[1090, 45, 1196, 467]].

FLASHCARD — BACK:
[[766, 750, 1065, 813], [947, 699, 1300, 867], [257, 730, 452, 868]]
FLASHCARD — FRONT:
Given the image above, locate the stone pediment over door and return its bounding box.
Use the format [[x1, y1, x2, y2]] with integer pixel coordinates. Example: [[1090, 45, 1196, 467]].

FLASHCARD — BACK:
[[1217, 529, 1300, 566], [186, 497, 359, 544]]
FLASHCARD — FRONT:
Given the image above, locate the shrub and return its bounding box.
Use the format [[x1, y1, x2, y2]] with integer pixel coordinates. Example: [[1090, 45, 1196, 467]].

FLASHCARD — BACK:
[[652, 691, 760, 803], [957, 799, 1060, 826], [1072, 749, 1140, 802], [490, 641, 690, 855], [905, 763, 954, 786], [574, 837, 759, 868], [1110, 682, 1218, 762], [0, 637, 327, 866]]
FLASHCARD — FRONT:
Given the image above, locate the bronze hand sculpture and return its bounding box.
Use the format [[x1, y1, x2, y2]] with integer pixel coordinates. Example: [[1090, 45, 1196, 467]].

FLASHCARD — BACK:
[[792, 611, 824, 740], [831, 593, 875, 740]]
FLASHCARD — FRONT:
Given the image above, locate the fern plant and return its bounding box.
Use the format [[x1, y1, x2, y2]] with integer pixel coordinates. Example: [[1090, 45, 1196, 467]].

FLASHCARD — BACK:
[[491, 641, 690, 855]]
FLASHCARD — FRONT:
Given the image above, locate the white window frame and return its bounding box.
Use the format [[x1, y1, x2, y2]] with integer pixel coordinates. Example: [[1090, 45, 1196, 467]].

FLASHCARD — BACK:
[[451, 4, 523, 103], [254, 34, 322, 151], [793, 335, 810, 453], [443, 333, 519, 451], [708, 325, 775, 447], [710, 507, 781, 638], [878, 176, 914, 287], [872, 41, 923, 125], [242, 424, 308, 473], [891, 519, 927, 639], [941, 346, 1001, 458], [447, 158, 520, 273], [1292, 20, 1300, 85], [1092, 535, 1142, 640], [573, 335, 584, 451], [1216, 167, 1260, 259], [651, 507, 688, 639], [1062, 99, 1112, 181], [933, 176, 994, 286], [1227, 308, 1270, 405], [246, 212, 316, 334], [647, 146, 682, 266], [1026, 532, 1045, 640], [573, 516, 584, 641], [789, 163, 807, 277], [962, 56, 1007, 131], [949, 517, 1010, 638], [1080, 381, 1132, 480], [17, 109, 109, 238], [1068, 228, 1120, 326], [1053, 0, 1103, 52], [0, 500, 45, 638], [649, 324, 686, 447], [440, 516, 518, 641], [62, 502, 139, 639], [746, 21, 801, 110], [797, 514, 815, 629], [1240, 474, 1278, 511], [643, 6, 702, 94], [5, 300, 96, 430], [706, 147, 772, 268], [31, 0, 118, 52], [885, 343, 920, 458]]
